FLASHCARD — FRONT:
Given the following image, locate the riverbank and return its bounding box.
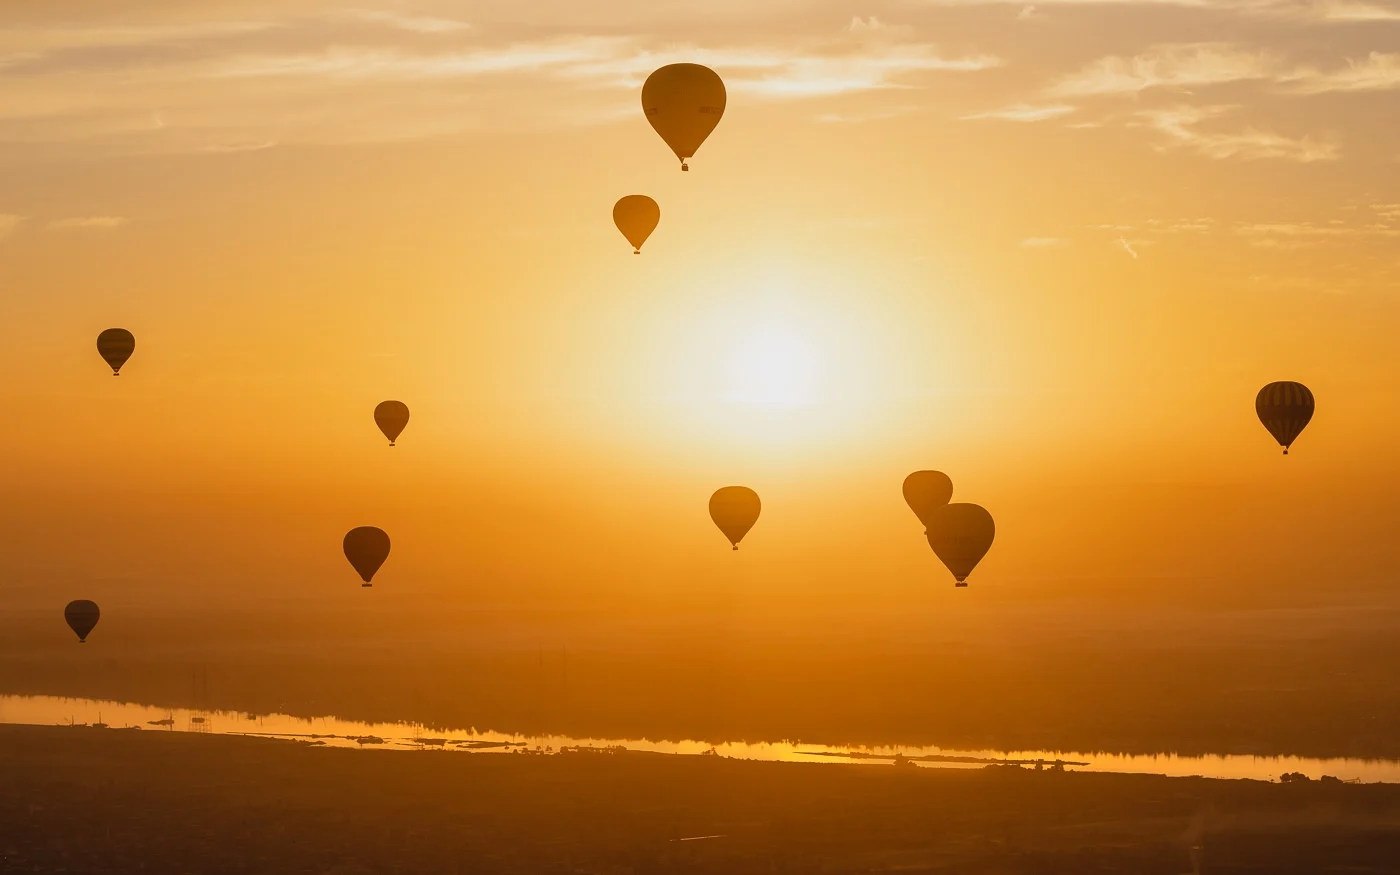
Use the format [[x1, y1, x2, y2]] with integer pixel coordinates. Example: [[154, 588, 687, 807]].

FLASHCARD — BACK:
[[5, 724, 1400, 873], [8, 692, 1400, 783], [10, 606, 1400, 760]]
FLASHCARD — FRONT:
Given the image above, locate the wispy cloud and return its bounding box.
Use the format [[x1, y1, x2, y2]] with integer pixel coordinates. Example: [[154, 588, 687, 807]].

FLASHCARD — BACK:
[[930, 0, 1400, 20], [1051, 43, 1278, 96], [816, 106, 919, 123], [0, 215, 24, 240], [1283, 0, 1400, 20], [203, 140, 278, 153], [215, 39, 630, 81], [346, 10, 471, 34], [47, 216, 130, 230], [0, 13, 1001, 150], [1052, 44, 1400, 99], [0, 20, 276, 60], [1285, 52, 1400, 93], [847, 16, 914, 38], [962, 102, 1076, 121], [565, 39, 1002, 96], [1138, 105, 1339, 161], [1237, 221, 1400, 245], [729, 48, 1002, 98], [1116, 237, 1141, 259]]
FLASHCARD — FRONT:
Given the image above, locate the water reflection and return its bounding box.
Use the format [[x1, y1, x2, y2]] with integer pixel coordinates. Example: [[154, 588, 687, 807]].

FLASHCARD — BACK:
[[3, 693, 1398, 782]]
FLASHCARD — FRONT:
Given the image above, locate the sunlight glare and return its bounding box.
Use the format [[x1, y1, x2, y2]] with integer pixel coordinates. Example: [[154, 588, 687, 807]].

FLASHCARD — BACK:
[[725, 324, 819, 407]]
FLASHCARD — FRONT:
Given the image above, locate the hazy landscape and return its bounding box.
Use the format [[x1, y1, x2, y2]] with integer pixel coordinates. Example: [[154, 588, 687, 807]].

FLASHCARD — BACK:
[[11, 724, 1400, 874], [8, 0, 1400, 870], [6, 598, 1400, 760]]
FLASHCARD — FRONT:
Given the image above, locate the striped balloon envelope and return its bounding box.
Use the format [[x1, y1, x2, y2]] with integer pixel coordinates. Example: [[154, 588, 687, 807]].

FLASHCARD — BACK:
[[1255, 381, 1315, 455]]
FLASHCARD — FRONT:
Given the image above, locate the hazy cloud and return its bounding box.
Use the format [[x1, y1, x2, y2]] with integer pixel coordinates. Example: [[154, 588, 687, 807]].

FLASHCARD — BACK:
[[1139, 105, 1339, 161], [0, 215, 24, 240], [1286, 52, 1400, 93], [1238, 221, 1400, 238], [0, 12, 1002, 150], [1051, 44, 1278, 96], [1021, 236, 1068, 246], [962, 102, 1076, 121], [346, 10, 472, 33], [930, 0, 1400, 19], [847, 16, 914, 37], [47, 216, 130, 229]]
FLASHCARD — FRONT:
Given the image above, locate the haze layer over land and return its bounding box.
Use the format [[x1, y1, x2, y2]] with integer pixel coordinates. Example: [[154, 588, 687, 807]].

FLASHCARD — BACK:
[[3, 1, 1400, 756]]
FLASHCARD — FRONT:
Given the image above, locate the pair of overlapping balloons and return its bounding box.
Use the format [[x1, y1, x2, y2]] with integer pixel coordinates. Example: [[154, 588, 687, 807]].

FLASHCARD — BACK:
[[707, 475, 994, 588]]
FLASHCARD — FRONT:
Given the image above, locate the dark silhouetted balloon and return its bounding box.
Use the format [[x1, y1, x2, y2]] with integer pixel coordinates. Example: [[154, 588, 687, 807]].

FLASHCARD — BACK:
[[709, 486, 760, 550], [642, 64, 726, 171], [97, 329, 135, 376], [613, 195, 660, 254], [903, 470, 953, 530], [374, 401, 410, 446], [344, 527, 390, 587], [65, 600, 100, 643], [1256, 381, 1314, 455], [925, 503, 995, 587]]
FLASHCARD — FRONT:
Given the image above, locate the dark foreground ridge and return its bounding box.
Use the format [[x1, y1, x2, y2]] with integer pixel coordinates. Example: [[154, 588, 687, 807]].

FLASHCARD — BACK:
[[5, 725, 1400, 873]]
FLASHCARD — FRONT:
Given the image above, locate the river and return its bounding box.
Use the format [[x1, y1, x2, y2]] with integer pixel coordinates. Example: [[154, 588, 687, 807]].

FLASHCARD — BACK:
[[3, 693, 1396, 782]]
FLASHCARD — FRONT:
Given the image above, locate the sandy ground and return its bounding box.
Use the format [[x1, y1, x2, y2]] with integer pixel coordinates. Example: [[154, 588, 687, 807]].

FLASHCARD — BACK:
[[4, 724, 1400, 873]]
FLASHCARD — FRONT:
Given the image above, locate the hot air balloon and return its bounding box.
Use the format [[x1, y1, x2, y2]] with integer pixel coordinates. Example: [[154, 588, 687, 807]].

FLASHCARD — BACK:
[[925, 503, 994, 587], [613, 195, 660, 254], [344, 526, 390, 587], [903, 471, 953, 530], [97, 329, 134, 376], [1256, 381, 1314, 455], [374, 401, 410, 447], [642, 64, 726, 171], [65, 600, 100, 643], [709, 486, 760, 550]]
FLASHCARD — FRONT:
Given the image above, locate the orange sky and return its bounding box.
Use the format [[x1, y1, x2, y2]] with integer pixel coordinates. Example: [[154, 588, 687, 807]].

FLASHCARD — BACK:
[[2, 0, 1400, 626]]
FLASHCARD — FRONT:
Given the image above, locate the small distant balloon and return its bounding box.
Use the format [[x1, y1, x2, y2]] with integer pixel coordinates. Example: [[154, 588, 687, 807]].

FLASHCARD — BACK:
[[1256, 381, 1314, 455], [709, 486, 760, 550], [925, 503, 995, 588], [65, 600, 100, 643], [97, 329, 135, 376], [903, 471, 953, 530], [613, 195, 660, 254], [344, 526, 390, 587], [642, 64, 726, 171], [374, 401, 410, 447]]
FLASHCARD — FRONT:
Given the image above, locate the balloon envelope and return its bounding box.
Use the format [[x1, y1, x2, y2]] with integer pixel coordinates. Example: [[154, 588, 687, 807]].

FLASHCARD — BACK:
[[1256, 381, 1314, 454], [97, 328, 135, 375], [344, 526, 391, 586], [709, 486, 760, 550], [613, 195, 660, 253], [374, 401, 410, 446], [925, 503, 995, 587], [642, 64, 726, 170], [903, 471, 953, 530], [65, 600, 100, 643]]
